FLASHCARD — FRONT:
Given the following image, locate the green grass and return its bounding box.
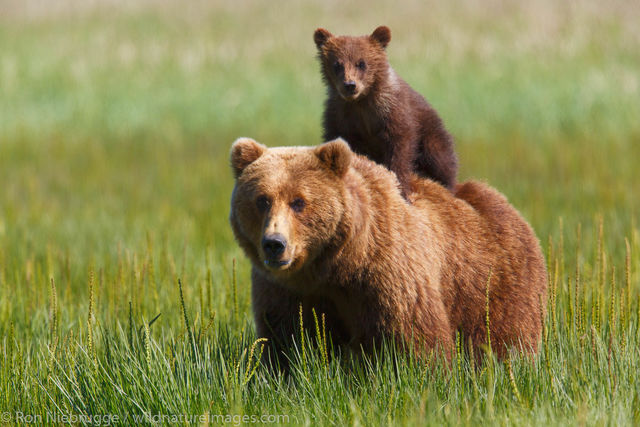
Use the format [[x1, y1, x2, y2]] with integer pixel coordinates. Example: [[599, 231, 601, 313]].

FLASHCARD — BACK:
[[1, 0, 639, 425]]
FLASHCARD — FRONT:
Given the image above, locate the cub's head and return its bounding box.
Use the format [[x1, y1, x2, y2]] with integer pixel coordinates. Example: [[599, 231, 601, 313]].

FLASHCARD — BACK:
[[314, 26, 391, 101], [229, 138, 352, 280]]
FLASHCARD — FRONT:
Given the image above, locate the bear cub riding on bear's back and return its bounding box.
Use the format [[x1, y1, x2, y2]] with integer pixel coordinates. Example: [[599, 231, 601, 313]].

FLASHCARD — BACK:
[[314, 26, 458, 194]]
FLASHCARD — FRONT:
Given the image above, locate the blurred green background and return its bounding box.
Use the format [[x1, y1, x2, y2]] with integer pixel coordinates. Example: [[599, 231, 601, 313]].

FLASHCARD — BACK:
[[2, 0, 638, 247], [0, 0, 639, 422]]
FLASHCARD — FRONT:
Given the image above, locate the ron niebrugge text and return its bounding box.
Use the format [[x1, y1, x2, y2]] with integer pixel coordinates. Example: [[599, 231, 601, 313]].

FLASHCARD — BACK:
[[4, 411, 292, 425]]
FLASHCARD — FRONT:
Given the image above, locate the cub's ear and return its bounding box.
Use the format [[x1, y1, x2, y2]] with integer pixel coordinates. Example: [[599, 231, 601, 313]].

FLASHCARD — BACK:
[[370, 26, 391, 48], [230, 137, 267, 178], [314, 28, 333, 49], [314, 138, 352, 177]]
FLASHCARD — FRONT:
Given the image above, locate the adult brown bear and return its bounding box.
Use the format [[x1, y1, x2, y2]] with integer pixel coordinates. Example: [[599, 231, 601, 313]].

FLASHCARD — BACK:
[[229, 138, 547, 365]]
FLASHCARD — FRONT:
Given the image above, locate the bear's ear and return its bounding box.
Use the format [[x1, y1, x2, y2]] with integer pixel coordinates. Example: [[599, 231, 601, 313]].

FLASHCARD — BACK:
[[230, 137, 267, 178], [314, 28, 333, 49], [314, 138, 352, 177], [370, 26, 391, 48]]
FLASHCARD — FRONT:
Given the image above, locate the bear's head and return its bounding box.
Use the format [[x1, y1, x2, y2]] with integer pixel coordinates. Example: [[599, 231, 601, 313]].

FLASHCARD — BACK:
[[229, 138, 353, 280], [314, 26, 391, 102]]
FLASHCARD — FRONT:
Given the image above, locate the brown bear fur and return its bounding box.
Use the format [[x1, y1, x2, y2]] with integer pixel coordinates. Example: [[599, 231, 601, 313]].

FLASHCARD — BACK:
[[229, 138, 547, 366], [314, 26, 458, 195]]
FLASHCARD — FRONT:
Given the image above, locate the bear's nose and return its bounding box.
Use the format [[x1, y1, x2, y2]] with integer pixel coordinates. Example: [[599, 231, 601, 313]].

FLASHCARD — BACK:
[[343, 81, 356, 93], [262, 234, 287, 258]]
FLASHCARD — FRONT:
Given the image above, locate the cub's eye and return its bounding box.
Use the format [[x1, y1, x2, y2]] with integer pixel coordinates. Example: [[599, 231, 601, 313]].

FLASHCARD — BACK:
[[256, 195, 271, 212], [290, 198, 306, 213], [356, 60, 366, 70], [332, 61, 344, 74]]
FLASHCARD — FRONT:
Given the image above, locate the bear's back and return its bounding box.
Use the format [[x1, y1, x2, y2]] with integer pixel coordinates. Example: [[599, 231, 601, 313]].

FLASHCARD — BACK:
[[454, 181, 547, 355], [454, 181, 540, 254]]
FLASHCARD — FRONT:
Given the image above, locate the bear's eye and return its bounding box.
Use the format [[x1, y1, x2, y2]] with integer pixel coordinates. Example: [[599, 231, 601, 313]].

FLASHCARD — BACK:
[[356, 60, 366, 70], [290, 198, 306, 213], [256, 195, 271, 213], [332, 61, 344, 74]]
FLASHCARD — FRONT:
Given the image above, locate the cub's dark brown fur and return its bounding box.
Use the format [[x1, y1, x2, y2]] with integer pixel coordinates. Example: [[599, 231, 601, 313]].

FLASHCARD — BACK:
[[314, 26, 458, 194]]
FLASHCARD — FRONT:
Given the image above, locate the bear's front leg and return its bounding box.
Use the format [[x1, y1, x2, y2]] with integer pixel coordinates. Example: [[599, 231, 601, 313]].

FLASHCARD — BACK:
[[251, 268, 347, 371], [251, 269, 302, 370]]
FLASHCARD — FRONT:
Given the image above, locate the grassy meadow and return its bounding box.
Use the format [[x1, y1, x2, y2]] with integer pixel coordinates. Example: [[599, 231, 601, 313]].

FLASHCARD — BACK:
[[1, 0, 640, 424]]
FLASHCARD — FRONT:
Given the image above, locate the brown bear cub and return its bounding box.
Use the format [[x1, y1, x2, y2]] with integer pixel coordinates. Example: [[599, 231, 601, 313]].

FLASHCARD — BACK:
[[229, 138, 547, 367], [314, 26, 458, 194]]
